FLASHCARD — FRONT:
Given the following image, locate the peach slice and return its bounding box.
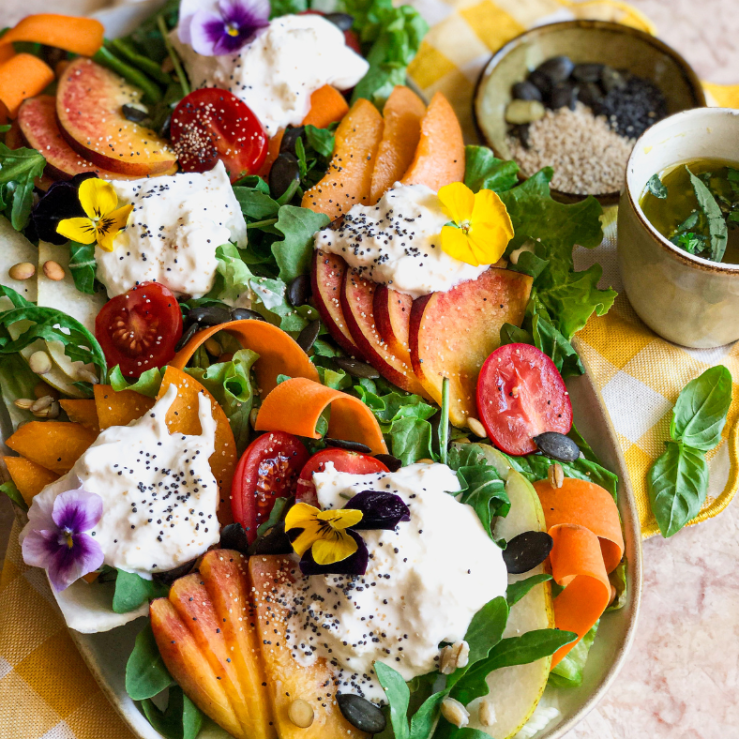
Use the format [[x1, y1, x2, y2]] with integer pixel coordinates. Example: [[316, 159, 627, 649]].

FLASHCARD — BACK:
[[342, 269, 429, 397], [370, 85, 425, 204], [373, 285, 414, 369], [311, 250, 365, 359], [302, 98, 383, 221], [401, 91, 464, 192], [249, 555, 369, 739], [18, 96, 142, 181], [409, 268, 533, 427], [56, 58, 177, 177]]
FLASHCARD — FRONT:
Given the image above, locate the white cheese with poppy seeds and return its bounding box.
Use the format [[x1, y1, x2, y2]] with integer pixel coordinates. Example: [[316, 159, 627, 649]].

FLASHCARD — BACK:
[[22, 384, 220, 578], [280, 462, 508, 702], [171, 14, 369, 136], [314, 183, 492, 298], [96, 161, 246, 299]]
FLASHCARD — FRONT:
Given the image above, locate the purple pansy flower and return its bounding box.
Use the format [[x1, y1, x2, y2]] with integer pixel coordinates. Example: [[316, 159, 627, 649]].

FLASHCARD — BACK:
[[180, 0, 270, 56], [22, 488, 104, 592]]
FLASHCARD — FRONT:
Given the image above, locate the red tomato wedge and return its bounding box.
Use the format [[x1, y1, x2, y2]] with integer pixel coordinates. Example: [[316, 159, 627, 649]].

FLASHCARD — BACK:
[[477, 343, 573, 456], [296, 448, 389, 506], [231, 431, 310, 542], [95, 281, 182, 378], [170, 88, 269, 182]]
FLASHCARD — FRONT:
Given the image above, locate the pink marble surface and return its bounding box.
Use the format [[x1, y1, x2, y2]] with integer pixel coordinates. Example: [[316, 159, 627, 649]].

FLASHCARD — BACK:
[[0, 1, 737, 738]]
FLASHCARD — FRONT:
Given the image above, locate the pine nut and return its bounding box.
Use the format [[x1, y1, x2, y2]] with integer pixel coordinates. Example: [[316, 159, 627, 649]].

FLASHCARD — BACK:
[[250, 407, 259, 428], [13, 398, 34, 410], [479, 699, 496, 727], [43, 260, 65, 281], [9, 262, 35, 281], [34, 382, 59, 399], [31, 395, 54, 413], [29, 351, 52, 375], [288, 699, 314, 728], [467, 417, 487, 438], [205, 338, 222, 356], [548, 462, 564, 489], [455, 437, 470, 444], [440, 698, 469, 729]]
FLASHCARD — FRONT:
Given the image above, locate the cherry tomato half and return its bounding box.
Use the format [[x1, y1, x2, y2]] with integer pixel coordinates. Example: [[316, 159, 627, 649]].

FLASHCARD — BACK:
[[477, 343, 573, 456], [95, 281, 182, 378], [232, 431, 310, 542], [299, 10, 362, 54], [296, 448, 389, 506], [170, 88, 269, 182]]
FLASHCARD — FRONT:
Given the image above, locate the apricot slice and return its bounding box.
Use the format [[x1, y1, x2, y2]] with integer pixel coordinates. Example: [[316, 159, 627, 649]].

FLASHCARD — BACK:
[[58, 398, 100, 434], [370, 85, 426, 204], [19, 96, 141, 181], [0, 53, 54, 119], [302, 85, 349, 129], [401, 91, 465, 192], [3, 456, 58, 506], [409, 268, 533, 427], [0, 15, 104, 57], [302, 98, 384, 221], [56, 58, 177, 176], [6, 421, 97, 474]]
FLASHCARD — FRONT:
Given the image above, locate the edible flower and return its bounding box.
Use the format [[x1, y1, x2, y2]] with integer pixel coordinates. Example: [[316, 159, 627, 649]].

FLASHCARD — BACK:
[[180, 0, 270, 56], [29, 173, 96, 245], [56, 178, 133, 252], [21, 488, 104, 592], [437, 181, 514, 266], [285, 503, 364, 566]]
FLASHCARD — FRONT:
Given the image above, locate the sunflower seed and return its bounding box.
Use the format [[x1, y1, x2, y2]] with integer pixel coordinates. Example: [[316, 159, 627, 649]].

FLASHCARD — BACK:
[[13, 398, 34, 410], [548, 462, 564, 489], [479, 700, 496, 727], [440, 640, 470, 674], [441, 698, 469, 729], [34, 401, 60, 419], [31, 395, 54, 413]]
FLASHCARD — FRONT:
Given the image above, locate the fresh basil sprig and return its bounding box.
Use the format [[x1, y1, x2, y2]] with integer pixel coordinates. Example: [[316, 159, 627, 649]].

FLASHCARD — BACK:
[[687, 167, 728, 262], [648, 366, 733, 537]]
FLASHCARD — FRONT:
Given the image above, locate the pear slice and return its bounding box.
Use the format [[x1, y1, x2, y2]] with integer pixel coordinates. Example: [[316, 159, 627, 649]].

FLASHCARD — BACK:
[[464, 448, 555, 739]]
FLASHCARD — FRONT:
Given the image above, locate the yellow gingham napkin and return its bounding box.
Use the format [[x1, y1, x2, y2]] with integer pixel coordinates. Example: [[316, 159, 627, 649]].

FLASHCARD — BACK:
[[1, 2, 739, 738]]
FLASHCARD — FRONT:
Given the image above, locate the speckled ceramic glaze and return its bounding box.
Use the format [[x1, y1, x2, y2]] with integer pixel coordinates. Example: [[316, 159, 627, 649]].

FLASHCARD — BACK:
[[618, 107, 739, 349]]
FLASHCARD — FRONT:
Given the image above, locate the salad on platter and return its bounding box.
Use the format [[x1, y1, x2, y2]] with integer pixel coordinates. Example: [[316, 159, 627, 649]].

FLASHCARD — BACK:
[[0, 2, 626, 738]]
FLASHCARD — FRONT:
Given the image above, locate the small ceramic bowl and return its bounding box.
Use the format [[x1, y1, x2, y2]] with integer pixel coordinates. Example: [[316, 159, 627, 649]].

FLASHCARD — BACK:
[[617, 107, 739, 349], [474, 20, 705, 204]]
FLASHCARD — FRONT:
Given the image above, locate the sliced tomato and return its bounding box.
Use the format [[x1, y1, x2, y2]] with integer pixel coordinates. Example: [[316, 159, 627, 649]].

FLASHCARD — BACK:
[[477, 343, 573, 456], [296, 448, 389, 506], [95, 281, 182, 378], [232, 431, 310, 542], [299, 10, 362, 55], [170, 88, 269, 182]]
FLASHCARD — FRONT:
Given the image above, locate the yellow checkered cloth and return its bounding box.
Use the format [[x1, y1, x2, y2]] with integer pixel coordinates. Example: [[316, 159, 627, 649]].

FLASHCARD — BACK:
[[1, 2, 738, 738]]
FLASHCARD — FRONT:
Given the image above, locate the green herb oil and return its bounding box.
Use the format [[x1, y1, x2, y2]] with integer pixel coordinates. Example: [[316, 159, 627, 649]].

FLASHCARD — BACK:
[[640, 158, 739, 264]]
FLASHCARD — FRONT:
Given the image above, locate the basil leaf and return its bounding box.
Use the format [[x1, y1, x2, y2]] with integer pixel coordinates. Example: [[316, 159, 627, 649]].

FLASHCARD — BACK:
[[464, 146, 519, 194], [271, 205, 330, 283], [375, 661, 410, 739], [125, 622, 174, 701], [68, 242, 98, 295], [409, 690, 447, 739], [141, 686, 203, 739], [646, 174, 668, 199], [108, 366, 164, 398], [0, 480, 28, 512], [670, 365, 733, 451], [113, 570, 169, 614], [0, 142, 47, 230], [687, 166, 728, 262], [506, 574, 552, 606], [648, 440, 709, 538]]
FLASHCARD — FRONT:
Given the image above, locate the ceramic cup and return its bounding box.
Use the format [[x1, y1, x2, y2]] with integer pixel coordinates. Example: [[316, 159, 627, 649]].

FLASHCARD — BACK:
[[617, 108, 739, 349]]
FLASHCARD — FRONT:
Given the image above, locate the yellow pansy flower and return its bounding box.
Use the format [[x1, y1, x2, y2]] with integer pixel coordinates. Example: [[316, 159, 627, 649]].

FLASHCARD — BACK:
[[438, 181, 514, 267], [284, 502, 364, 566], [56, 178, 133, 252]]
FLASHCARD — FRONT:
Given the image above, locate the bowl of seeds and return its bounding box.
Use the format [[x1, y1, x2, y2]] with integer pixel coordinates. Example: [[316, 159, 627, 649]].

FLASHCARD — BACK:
[[474, 20, 705, 204]]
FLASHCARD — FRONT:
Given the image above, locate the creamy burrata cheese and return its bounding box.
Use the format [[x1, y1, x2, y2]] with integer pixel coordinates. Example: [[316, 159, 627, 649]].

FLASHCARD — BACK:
[[314, 183, 492, 298], [97, 161, 246, 299], [22, 384, 220, 578], [172, 14, 369, 136], [281, 462, 508, 702]]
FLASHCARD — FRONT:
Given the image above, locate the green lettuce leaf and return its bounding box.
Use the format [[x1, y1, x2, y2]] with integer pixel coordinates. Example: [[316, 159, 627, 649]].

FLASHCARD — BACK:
[[548, 621, 599, 688], [464, 146, 520, 194], [0, 353, 38, 431], [108, 366, 163, 398]]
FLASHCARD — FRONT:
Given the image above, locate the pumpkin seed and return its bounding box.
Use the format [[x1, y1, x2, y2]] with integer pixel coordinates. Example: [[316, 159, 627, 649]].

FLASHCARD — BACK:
[[325, 438, 372, 454], [527, 69, 554, 97], [219, 523, 250, 554], [324, 12, 354, 30], [334, 357, 380, 379], [231, 307, 264, 322], [337, 694, 386, 734], [550, 81, 578, 111], [187, 304, 232, 326], [502, 531, 554, 574], [153, 558, 198, 585], [269, 152, 301, 200], [534, 431, 580, 462], [280, 126, 305, 157], [512, 81, 542, 102], [297, 319, 320, 352], [121, 104, 149, 123], [536, 55, 574, 84], [287, 274, 310, 306], [176, 322, 200, 351], [601, 67, 627, 93], [572, 63, 604, 83], [254, 521, 294, 555], [374, 454, 402, 472]]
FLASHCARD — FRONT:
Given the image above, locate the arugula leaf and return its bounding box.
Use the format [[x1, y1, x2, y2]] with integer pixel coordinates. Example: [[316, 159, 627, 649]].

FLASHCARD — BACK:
[[272, 205, 330, 282], [506, 573, 553, 607], [409, 690, 447, 739], [112, 570, 169, 614], [389, 417, 435, 465], [687, 166, 728, 262], [68, 242, 98, 295], [0, 285, 107, 379], [125, 622, 174, 701], [464, 146, 520, 194], [304, 125, 336, 159], [670, 365, 733, 451], [646, 174, 668, 199], [458, 596, 508, 670], [108, 366, 163, 398], [548, 621, 599, 688], [375, 661, 411, 739], [125, 0, 179, 63], [0, 480, 27, 512], [648, 441, 709, 538], [0, 142, 47, 230], [141, 686, 203, 739]]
